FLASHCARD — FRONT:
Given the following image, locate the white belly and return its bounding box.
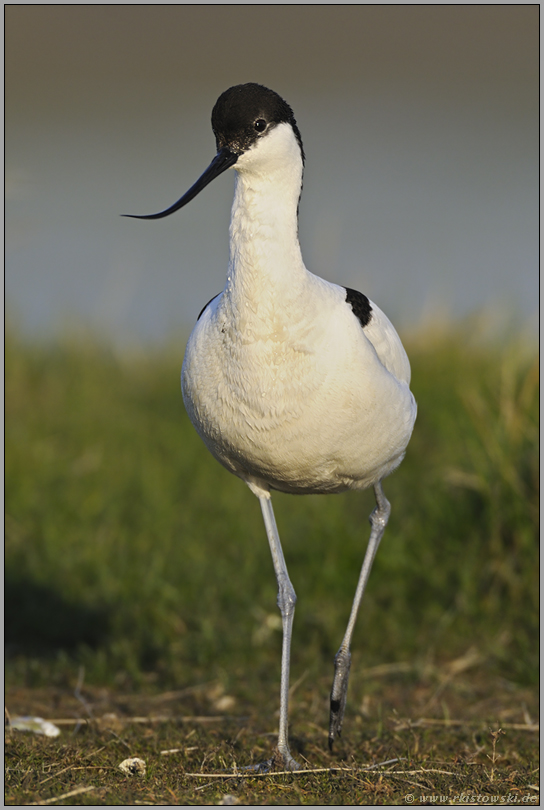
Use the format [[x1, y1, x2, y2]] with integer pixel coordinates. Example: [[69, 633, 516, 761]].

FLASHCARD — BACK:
[[181, 295, 416, 495]]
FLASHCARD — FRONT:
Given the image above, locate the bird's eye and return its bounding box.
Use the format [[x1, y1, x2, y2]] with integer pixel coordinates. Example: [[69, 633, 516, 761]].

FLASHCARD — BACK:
[[254, 119, 267, 132]]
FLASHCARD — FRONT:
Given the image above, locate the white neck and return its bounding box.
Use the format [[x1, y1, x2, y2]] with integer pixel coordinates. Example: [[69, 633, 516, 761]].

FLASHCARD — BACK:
[[224, 124, 307, 318]]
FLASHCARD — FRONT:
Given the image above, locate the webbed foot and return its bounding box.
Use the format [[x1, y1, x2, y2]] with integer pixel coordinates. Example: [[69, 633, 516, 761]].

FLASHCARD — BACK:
[[244, 746, 301, 773]]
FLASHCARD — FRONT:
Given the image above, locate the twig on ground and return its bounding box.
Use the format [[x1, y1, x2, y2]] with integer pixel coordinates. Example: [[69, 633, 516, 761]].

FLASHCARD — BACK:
[[183, 765, 457, 779]]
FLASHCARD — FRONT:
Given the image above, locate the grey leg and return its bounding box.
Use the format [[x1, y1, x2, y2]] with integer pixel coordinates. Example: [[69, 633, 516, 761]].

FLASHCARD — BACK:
[[259, 494, 301, 771], [329, 481, 391, 749]]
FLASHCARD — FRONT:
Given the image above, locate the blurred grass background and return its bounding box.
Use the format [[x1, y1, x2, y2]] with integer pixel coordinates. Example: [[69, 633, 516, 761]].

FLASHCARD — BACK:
[[5, 320, 538, 704]]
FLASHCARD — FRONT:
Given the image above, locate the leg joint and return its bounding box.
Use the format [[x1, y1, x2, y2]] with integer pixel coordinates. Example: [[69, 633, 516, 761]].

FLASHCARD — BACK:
[[277, 574, 297, 617], [369, 503, 390, 531]]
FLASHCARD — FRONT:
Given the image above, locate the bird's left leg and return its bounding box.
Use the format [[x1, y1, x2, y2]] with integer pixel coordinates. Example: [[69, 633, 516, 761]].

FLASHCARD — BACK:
[[329, 481, 391, 750], [258, 492, 301, 771]]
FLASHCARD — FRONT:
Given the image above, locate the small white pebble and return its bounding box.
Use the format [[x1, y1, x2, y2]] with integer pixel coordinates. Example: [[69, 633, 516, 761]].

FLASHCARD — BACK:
[[218, 796, 240, 806], [118, 757, 146, 777], [213, 694, 236, 712]]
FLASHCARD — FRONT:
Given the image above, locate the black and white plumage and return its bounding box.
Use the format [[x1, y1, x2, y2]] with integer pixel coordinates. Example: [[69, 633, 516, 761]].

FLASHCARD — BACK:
[[126, 83, 417, 771]]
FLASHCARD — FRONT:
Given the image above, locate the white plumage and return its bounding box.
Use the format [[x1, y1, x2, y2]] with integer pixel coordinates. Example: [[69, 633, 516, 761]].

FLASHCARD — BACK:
[[127, 84, 416, 771]]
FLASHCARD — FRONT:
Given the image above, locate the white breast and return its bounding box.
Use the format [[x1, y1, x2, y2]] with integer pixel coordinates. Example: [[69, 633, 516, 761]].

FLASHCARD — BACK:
[[182, 277, 416, 495]]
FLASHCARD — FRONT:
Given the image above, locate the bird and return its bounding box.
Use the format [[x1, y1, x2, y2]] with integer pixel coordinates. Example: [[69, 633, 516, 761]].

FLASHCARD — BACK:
[[125, 83, 417, 772]]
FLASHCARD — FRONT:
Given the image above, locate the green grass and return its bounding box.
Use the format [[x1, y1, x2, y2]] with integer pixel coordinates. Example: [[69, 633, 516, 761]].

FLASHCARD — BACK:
[[5, 319, 539, 803]]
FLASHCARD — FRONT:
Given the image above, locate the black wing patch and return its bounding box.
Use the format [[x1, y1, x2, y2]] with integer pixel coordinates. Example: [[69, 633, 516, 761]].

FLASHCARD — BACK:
[[197, 293, 221, 321], [344, 287, 372, 329]]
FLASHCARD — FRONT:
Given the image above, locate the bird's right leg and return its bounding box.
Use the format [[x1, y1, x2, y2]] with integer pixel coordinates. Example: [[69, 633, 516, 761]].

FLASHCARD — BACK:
[[329, 481, 391, 749], [257, 492, 301, 772]]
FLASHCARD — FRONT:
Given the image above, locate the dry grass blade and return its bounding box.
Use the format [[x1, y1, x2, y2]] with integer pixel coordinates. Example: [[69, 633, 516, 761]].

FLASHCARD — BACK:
[[184, 766, 457, 779], [49, 714, 240, 726], [24, 785, 96, 806], [393, 718, 539, 732]]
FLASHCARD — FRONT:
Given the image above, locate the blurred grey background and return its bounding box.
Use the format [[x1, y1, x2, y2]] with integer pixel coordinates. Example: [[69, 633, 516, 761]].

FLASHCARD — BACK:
[[6, 6, 538, 346]]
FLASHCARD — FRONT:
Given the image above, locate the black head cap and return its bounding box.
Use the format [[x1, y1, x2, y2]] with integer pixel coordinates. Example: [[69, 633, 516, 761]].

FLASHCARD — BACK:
[[211, 83, 305, 162]]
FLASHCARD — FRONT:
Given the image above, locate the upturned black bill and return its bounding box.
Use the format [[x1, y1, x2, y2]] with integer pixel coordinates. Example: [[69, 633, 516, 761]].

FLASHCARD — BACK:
[[123, 147, 239, 220]]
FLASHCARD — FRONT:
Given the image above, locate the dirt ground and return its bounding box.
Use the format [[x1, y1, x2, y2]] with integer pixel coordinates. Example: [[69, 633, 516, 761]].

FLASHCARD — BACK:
[[5, 666, 539, 806]]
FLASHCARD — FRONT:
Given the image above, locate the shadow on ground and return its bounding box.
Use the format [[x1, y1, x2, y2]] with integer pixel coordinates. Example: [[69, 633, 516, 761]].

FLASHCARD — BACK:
[[5, 573, 110, 655]]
